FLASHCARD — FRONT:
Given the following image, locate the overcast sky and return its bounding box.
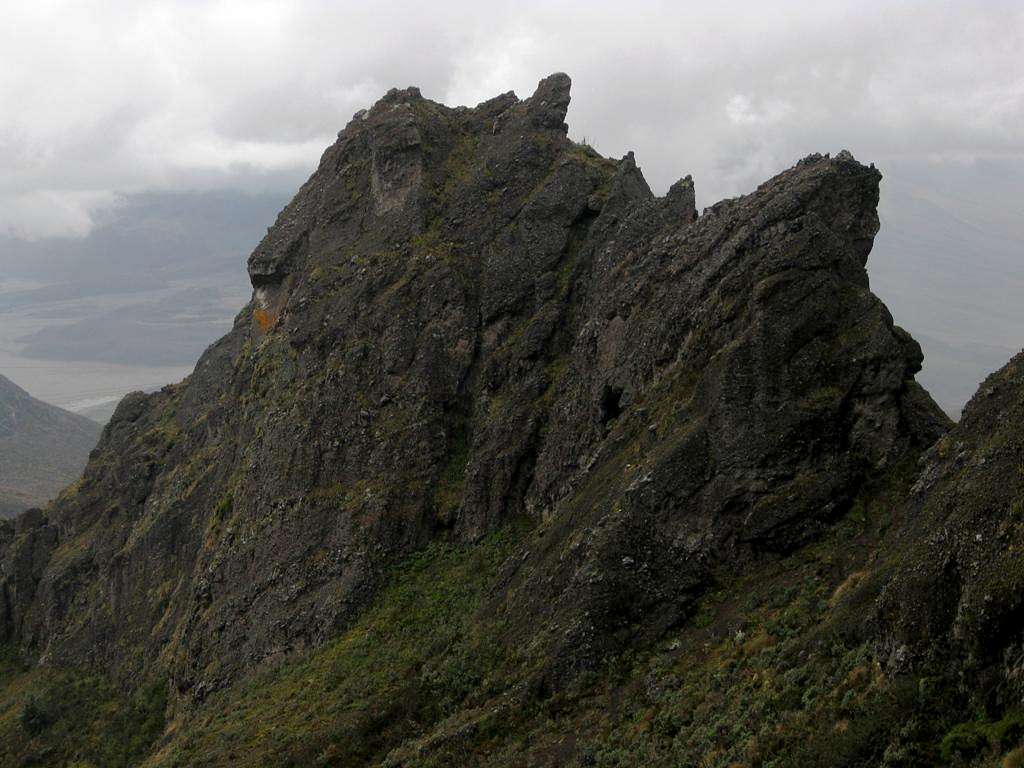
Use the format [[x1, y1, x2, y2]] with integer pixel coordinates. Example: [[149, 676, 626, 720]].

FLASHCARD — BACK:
[[1, 0, 1020, 239]]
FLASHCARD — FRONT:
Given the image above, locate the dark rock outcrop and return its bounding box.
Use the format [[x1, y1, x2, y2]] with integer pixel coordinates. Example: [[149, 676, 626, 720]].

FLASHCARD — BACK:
[[0, 75, 949, 705], [876, 350, 1024, 708]]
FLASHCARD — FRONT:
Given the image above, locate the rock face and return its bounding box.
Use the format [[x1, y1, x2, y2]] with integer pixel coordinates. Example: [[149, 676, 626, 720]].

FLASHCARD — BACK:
[[876, 350, 1024, 707], [0, 374, 100, 518], [0, 75, 949, 703]]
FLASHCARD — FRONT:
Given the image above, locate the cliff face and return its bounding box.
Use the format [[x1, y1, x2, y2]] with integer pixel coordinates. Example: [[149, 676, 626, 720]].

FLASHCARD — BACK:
[[876, 350, 1024, 707], [0, 374, 100, 518], [1, 74, 950, 713]]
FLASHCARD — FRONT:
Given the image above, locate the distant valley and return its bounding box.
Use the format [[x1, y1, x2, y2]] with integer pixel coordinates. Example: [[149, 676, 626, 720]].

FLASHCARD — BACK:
[[0, 190, 286, 423]]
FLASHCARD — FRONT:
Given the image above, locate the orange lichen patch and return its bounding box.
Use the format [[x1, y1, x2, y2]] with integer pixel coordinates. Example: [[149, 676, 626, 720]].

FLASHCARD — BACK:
[[254, 308, 278, 333], [1004, 746, 1024, 768]]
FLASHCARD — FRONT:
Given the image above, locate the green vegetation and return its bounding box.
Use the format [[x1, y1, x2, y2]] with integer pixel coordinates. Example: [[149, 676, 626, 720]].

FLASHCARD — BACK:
[[940, 712, 1024, 763], [0, 646, 165, 768], [140, 460, 1008, 767], [798, 385, 845, 411], [6, 463, 1023, 767], [360, 465, 958, 768], [149, 525, 527, 767], [431, 418, 471, 523]]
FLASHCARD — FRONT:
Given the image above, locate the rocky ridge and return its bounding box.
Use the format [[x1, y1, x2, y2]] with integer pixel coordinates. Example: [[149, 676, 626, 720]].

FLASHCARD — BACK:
[[1, 73, 1021, 767], [877, 350, 1024, 706]]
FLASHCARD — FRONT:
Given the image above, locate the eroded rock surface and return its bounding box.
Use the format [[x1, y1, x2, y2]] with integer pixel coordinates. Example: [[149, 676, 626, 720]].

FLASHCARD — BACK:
[[876, 350, 1024, 708], [0, 75, 949, 702]]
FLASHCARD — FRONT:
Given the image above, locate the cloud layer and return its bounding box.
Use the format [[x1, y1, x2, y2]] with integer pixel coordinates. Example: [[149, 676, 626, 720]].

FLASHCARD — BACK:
[[2, 1, 1021, 238]]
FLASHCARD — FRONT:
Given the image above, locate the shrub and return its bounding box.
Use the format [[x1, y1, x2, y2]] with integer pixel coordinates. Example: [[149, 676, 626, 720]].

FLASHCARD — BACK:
[[19, 695, 53, 736], [938, 711, 1024, 763], [940, 721, 990, 762], [991, 712, 1024, 751]]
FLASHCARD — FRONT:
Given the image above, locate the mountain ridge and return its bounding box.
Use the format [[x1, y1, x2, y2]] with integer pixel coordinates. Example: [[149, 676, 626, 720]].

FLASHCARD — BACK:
[[1, 74, 1021, 767]]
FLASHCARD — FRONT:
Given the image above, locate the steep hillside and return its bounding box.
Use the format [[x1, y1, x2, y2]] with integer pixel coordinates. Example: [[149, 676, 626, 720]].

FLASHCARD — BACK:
[[0, 375, 100, 518], [877, 350, 1024, 706], [4, 74, 1019, 767]]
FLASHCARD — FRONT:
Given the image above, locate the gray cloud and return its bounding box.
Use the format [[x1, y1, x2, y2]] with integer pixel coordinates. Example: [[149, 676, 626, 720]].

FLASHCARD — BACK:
[[1, 1, 1022, 413], [1, 1, 1021, 237]]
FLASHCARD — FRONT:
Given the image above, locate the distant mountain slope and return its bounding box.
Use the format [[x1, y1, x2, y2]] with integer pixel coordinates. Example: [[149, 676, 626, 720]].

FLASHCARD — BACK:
[[0, 374, 101, 517]]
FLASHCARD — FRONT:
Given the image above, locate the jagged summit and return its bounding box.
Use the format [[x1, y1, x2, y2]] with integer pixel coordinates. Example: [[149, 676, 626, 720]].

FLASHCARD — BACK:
[[524, 71, 572, 129], [11, 74, 1018, 767], [249, 72, 576, 290]]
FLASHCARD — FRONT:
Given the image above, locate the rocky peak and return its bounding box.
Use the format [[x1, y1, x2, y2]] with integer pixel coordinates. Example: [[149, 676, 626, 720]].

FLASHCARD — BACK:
[[525, 71, 572, 130], [664, 174, 697, 222], [1, 75, 950, 705], [377, 85, 424, 106]]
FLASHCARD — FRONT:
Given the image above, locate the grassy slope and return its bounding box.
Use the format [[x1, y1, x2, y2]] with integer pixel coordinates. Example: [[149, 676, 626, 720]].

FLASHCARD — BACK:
[[145, 525, 530, 767], [0, 646, 165, 767], [4, 465, 1023, 768]]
